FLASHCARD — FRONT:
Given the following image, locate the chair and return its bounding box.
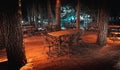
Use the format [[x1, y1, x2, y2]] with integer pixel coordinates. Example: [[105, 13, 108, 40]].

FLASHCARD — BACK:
[[41, 33, 59, 57], [76, 30, 84, 44], [60, 35, 71, 56]]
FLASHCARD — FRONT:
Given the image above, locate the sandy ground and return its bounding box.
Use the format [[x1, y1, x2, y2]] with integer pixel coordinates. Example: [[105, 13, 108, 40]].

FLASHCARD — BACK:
[[0, 31, 120, 70]]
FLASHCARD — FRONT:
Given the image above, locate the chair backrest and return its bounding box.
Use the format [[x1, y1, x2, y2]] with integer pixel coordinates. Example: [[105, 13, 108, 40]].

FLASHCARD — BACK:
[[42, 33, 58, 47], [71, 30, 84, 45]]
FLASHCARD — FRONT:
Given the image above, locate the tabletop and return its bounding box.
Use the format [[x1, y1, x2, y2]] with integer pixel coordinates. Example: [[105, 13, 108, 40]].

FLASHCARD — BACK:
[[48, 29, 80, 37]]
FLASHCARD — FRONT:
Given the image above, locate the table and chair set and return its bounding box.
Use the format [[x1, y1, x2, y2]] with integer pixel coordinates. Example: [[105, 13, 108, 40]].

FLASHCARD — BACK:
[[22, 24, 84, 57], [41, 29, 84, 57]]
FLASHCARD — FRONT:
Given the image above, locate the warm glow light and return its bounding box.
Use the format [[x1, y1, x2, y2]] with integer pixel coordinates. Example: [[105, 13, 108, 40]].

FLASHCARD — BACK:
[[0, 59, 7, 63], [22, 21, 24, 23], [117, 37, 120, 40]]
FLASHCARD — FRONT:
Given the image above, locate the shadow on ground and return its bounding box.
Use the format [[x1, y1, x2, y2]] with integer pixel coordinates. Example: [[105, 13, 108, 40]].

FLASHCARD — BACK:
[[0, 61, 8, 70], [0, 61, 24, 70]]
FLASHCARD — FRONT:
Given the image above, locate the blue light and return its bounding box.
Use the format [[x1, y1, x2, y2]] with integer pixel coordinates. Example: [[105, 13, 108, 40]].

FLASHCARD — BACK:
[[38, 20, 41, 23], [88, 15, 90, 18], [71, 16, 74, 20], [69, 18, 71, 21], [80, 16, 84, 20]]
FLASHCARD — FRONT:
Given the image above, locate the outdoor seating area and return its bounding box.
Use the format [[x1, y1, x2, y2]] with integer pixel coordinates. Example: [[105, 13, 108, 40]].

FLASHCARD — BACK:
[[1, 0, 120, 70]]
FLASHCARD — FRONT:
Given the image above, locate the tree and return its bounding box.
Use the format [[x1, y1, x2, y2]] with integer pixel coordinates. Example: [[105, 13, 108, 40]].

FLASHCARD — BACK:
[[27, 6, 31, 24], [0, 1, 27, 69], [33, 0, 38, 28], [56, 0, 61, 30], [38, 2, 44, 28], [47, 0, 54, 25], [76, 0, 80, 30], [0, 14, 5, 49], [96, 1, 109, 46]]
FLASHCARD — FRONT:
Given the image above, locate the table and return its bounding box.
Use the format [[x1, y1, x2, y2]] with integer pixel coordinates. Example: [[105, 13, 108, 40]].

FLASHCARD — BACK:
[[22, 25, 35, 36], [48, 29, 79, 37], [47, 29, 83, 56], [109, 32, 120, 41]]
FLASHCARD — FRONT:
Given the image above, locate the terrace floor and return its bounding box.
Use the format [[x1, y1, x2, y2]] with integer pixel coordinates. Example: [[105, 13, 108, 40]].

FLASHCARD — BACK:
[[0, 31, 120, 70]]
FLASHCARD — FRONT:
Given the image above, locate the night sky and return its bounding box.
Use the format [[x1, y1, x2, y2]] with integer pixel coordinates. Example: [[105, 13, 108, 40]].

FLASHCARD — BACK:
[[0, 0, 18, 14]]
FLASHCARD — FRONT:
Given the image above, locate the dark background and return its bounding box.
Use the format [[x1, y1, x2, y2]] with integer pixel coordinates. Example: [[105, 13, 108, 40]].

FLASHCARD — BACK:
[[0, 0, 120, 24], [0, 0, 119, 16]]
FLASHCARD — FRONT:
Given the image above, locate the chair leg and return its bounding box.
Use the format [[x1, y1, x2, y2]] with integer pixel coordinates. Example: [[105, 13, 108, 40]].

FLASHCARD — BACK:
[[47, 46, 52, 57], [68, 46, 70, 57]]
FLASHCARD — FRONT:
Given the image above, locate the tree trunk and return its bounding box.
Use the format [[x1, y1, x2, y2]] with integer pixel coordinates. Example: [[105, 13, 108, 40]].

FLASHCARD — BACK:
[[76, 0, 80, 30], [33, 1, 38, 29], [38, 4, 44, 28], [47, 0, 54, 25], [5, 14, 27, 70], [96, 7, 109, 46], [56, 0, 61, 30], [0, 1, 27, 69], [27, 7, 31, 24], [0, 14, 5, 49]]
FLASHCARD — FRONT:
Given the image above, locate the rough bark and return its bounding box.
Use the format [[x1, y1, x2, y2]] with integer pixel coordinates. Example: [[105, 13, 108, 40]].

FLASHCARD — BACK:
[[0, 1, 27, 69], [5, 13, 27, 70], [96, 7, 109, 46], [56, 0, 61, 30], [0, 14, 5, 49]]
